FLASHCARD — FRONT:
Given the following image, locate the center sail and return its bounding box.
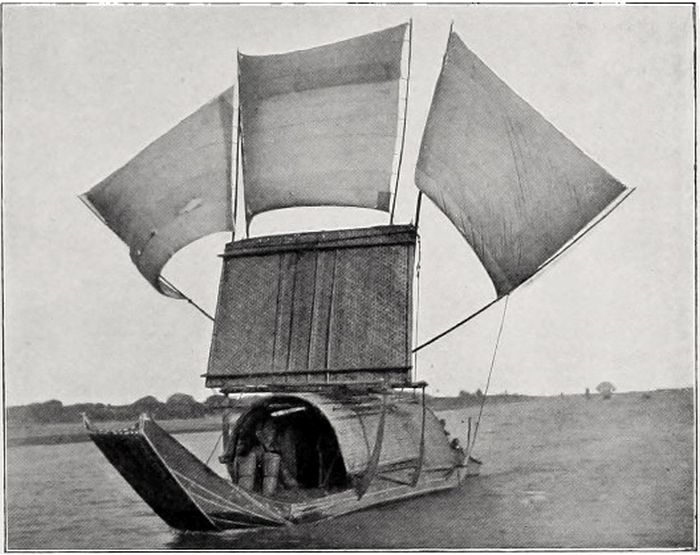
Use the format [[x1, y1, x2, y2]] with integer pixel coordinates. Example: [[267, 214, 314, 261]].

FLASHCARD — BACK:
[[416, 32, 627, 297], [238, 24, 407, 222]]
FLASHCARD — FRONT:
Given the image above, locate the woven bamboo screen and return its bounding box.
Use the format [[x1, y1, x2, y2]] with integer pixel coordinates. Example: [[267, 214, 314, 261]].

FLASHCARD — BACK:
[[206, 225, 415, 389]]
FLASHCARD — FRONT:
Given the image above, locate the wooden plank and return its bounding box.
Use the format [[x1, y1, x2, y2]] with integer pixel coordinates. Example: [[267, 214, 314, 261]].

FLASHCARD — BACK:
[[307, 250, 335, 371], [206, 369, 410, 389], [288, 251, 317, 372], [223, 224, 416, 257], [272, 253, 296, 372]]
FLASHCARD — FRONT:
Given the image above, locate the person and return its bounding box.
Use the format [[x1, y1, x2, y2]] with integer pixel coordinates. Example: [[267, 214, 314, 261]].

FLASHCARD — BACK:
[[236, 417, 299, 495]]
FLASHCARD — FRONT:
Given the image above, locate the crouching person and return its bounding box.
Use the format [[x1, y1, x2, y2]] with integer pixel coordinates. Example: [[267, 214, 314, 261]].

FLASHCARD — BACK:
[[231, 418, 299, 496]]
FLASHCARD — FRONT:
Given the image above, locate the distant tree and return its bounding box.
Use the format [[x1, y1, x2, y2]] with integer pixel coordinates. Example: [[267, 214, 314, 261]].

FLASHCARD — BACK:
[[132, 395, 164, 418], [475, 389, 484, 398], [29, 400, 65, 423], [164, 393, 205, 418], [6, 405, 33, 425], [166, 393, 197, 405], [458, 390, 471, 398], [133, 395, 161, 408]]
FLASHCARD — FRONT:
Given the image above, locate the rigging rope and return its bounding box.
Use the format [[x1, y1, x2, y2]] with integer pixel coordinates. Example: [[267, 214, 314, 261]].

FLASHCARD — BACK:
[[413, 235, 422, 381], [205, 431, 224, 466], [412, 188, 635, 355], [159, 276, 215, 322], [467, 294, 510, 458]]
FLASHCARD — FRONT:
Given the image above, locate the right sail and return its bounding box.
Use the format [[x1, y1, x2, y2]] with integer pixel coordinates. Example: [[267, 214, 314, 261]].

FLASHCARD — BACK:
[[416, 32, 627, 297]]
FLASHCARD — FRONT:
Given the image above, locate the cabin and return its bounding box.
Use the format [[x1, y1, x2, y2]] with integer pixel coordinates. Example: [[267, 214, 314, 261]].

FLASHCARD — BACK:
[[220, 392, 461, 501]]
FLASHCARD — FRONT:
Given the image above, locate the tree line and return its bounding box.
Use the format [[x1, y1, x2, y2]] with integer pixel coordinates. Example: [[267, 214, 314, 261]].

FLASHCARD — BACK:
[[6, 393, 240, 425]]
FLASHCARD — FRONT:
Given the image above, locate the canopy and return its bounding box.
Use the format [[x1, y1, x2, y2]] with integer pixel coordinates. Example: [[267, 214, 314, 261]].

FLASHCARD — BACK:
[[415, 32, 627, 297], [238, 24, 407, 221], [81, 89, 235, 297]]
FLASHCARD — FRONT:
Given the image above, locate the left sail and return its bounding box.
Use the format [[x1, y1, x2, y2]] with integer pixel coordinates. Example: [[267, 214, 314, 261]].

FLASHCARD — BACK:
[[81, 89, 235, 297], [239, 24, 407, 221]]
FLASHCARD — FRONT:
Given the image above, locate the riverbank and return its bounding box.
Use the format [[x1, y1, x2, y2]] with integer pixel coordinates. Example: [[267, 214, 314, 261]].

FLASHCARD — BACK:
[[6, 389, 681, 447], [6, 416, 224, 447], [5, 393, 520, 447]]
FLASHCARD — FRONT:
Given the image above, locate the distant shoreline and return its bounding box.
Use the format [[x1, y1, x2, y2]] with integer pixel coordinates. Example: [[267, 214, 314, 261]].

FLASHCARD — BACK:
[[7, 388, 688, 448], [6, 394, 519, 448], [7, 416, 224, 448]]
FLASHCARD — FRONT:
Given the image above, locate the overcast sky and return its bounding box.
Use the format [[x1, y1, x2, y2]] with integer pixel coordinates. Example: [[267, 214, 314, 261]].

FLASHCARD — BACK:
[[3, 4, 694, 406]]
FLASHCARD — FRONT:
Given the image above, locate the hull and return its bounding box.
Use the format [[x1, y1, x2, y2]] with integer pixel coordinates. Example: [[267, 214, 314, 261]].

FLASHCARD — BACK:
[[86, 416, 287, 531], [85, 395, 480, 532]]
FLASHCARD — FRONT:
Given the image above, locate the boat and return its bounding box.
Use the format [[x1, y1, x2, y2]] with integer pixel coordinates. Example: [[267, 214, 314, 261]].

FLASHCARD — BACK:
[[80, 21, 632, 532]]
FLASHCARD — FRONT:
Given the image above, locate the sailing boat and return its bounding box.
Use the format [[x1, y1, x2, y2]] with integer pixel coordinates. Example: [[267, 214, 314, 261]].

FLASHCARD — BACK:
[[80, 22, 631, 532]]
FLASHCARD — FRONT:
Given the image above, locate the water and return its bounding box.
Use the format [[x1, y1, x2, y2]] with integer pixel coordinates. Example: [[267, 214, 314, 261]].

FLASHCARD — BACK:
[[6, 391, 694, 549]]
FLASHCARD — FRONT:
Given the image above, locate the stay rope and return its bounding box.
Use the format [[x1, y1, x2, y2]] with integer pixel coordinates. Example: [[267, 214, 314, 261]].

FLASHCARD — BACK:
[[206, 392, 243, 466], [205, 432, 224, 466], [467, 294, 510, 459], [413, 235, 422, 381]]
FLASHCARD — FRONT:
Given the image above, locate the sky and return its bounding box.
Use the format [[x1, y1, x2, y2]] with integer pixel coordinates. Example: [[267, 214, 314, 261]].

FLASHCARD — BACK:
[[3, 4, 695, 406]]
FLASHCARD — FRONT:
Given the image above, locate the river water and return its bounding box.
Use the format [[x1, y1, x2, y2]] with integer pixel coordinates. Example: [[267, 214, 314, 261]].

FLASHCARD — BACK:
[[6, 391, 694, 549]]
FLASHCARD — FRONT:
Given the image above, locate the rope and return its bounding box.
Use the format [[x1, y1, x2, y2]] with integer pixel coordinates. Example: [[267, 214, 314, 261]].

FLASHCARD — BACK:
[[413, 296, 502, 354], [159, 276, 215, 322], [467, 295, 510, 457], [413, 235, 422, 381], [410, 384, 427, 486], [205, 432, 224, 466], [412, 188, 635, 355]]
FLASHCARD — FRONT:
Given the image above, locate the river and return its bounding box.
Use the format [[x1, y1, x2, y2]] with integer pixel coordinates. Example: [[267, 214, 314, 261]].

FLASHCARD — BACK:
[[6, 390, 694, 549]]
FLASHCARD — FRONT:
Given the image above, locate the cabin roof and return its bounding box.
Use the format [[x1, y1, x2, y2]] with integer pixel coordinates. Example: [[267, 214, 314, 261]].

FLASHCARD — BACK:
[[233, 392, 457, 476]]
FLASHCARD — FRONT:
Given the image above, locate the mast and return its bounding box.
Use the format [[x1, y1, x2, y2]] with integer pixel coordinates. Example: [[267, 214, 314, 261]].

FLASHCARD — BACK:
[[389, 19, 413, 225], [232, 53, 242, 240], [412, 21, 452, 232]]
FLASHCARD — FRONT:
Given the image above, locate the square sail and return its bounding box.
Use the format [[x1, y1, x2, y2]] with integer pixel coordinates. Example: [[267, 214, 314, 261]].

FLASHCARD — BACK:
[[239, 24, 407, 222]]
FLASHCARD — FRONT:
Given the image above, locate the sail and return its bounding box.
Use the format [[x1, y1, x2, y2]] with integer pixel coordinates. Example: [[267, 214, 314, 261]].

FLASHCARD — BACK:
[[238, 24, 407, 221], [415, 32, 627, 297], [81, 89, 235, 297], [206, 225, 415, 389]]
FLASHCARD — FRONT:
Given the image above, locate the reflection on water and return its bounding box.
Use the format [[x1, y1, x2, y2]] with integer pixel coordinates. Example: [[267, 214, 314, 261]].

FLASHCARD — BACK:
[[6, 391, 694, 549]]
